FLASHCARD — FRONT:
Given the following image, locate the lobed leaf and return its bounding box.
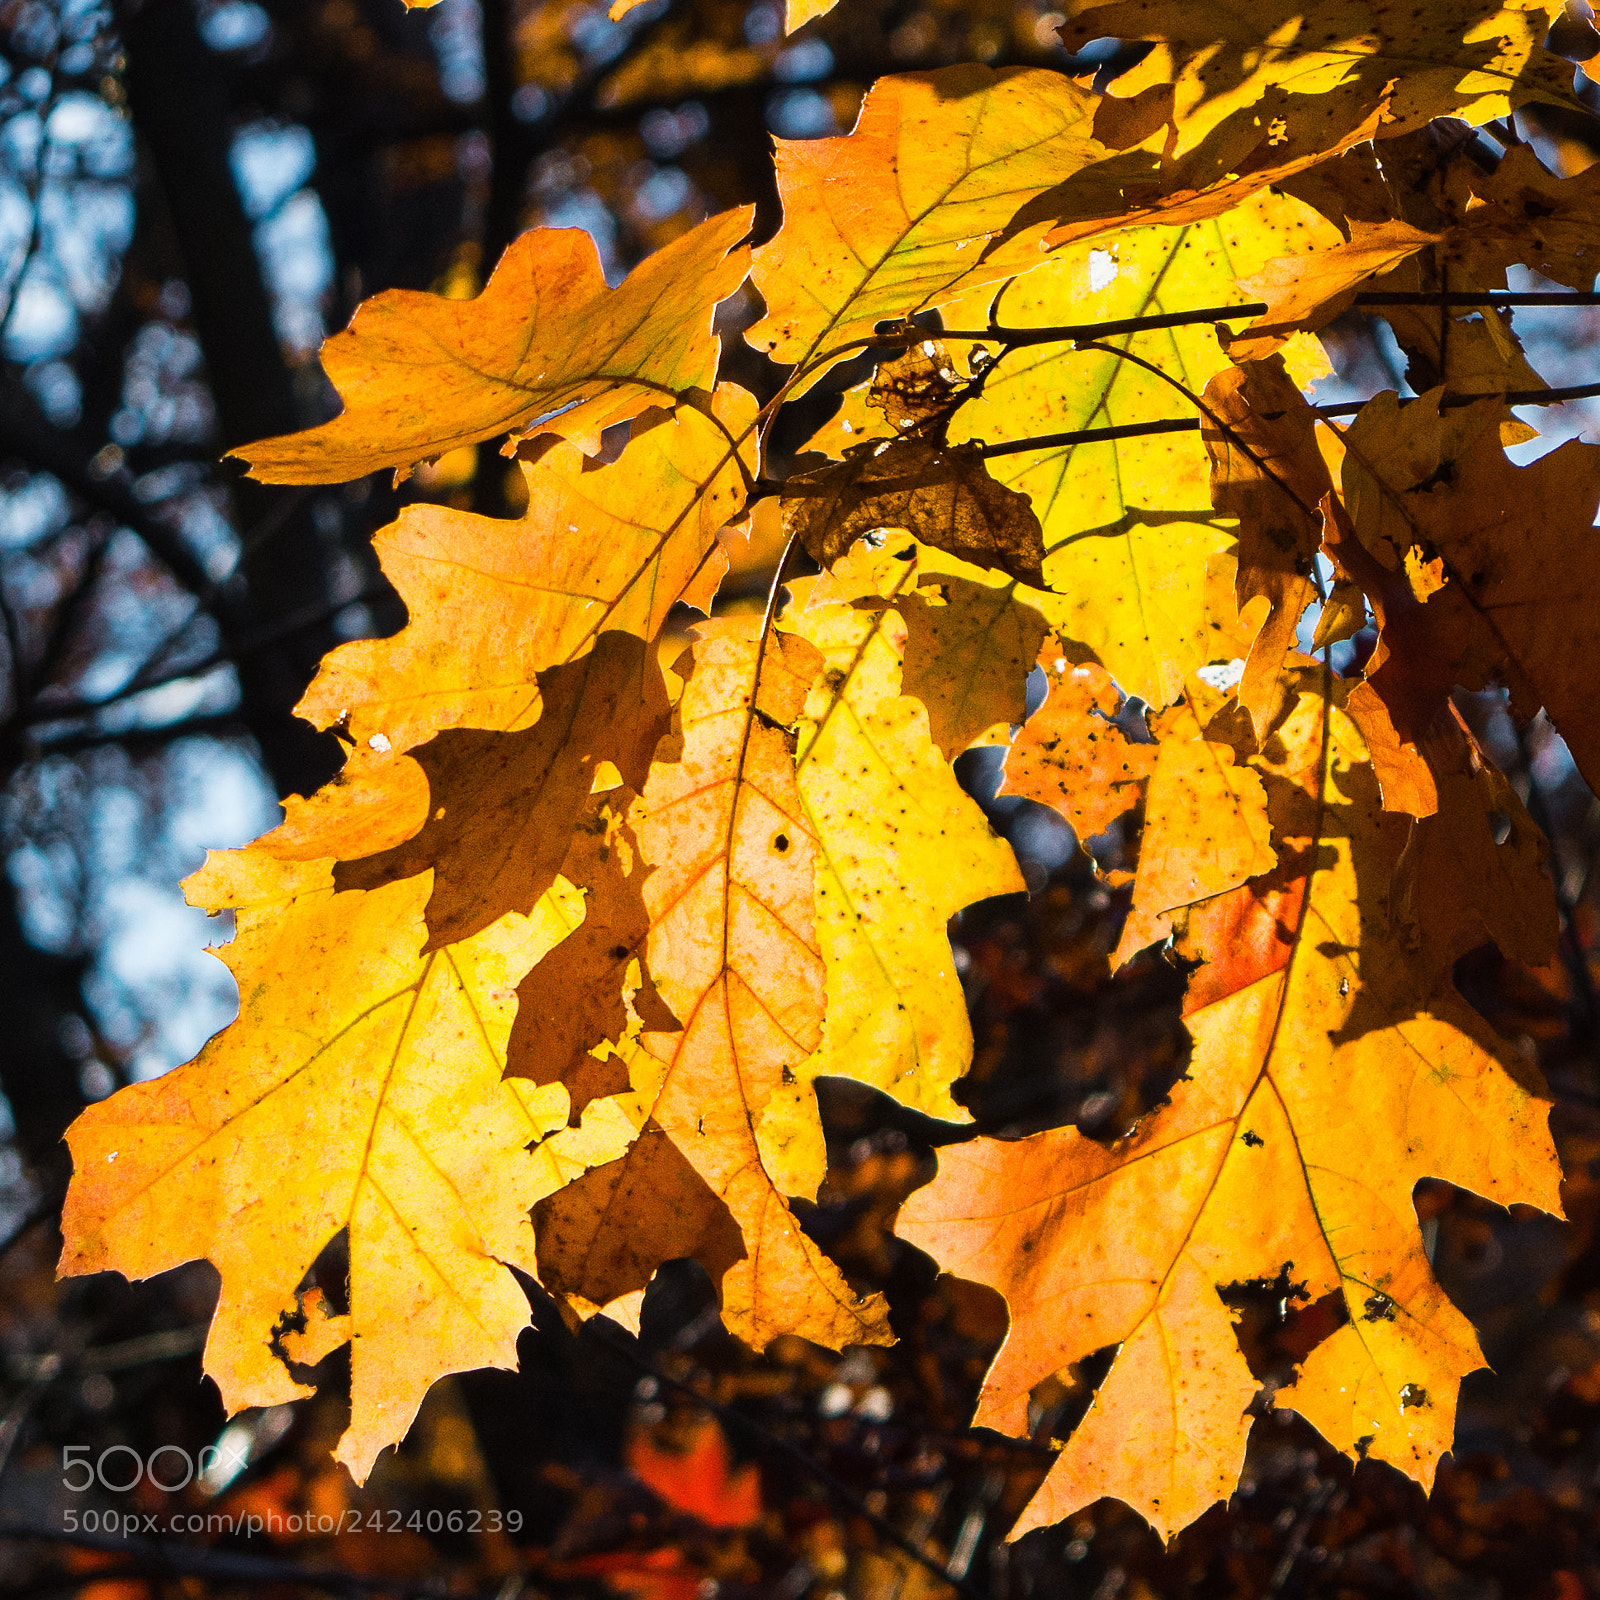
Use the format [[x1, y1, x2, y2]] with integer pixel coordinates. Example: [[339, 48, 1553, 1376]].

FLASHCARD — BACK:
[[899, 672, 1562, 1540], [235, 210, 753, 483]]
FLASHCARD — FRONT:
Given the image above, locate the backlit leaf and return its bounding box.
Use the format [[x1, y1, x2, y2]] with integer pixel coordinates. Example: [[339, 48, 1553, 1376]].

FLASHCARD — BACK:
[[235, 211, 753, 483], [899, 671, 1561, 1540]]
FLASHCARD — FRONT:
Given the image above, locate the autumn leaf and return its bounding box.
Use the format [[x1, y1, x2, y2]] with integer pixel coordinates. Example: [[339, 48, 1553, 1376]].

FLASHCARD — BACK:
[[1112, 686, 1276, 965], [1335, 390, 1600, 803], [940, 187, 1339, 708], [298, 387, 757, 756], [233, 210, 753, 483], [534, 1121, 745, 1329], [1391, 710, 1558, 986], [632, 619, 892, 1348], [999, 645, 1157, 844], [626, 1414, 763, 1530], [782, 439, 1047, 587], [1200, 356, 1332, 739], [59, 848, 637, 1482], [899, 671, 1562, 1540], [895, 572, 1050, 759], [1058, 1, 1585, 161], [335, 630, 672, 949], [508, 793, 679, 1117], [782, 548, 1025, 1128], [746, 66, 1116, 387]]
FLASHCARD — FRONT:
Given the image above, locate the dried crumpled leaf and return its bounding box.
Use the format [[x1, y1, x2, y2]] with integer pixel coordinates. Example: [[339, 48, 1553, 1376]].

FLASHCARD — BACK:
[[1201, 357, 1332, 740], [1335, 391, 1600, 805], [235, 211, 752, 482], [783, 439, 1046, 587]]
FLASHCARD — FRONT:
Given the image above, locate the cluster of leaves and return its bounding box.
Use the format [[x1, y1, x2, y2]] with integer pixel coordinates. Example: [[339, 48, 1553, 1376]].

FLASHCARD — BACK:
[[53, 0, 1600, 1544]]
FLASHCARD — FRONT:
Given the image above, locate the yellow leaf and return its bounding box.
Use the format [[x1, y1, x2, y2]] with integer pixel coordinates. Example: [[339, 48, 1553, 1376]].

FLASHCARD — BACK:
[[782, 552, 1025, 1129], [234, 210, 752, 484], [633, 619, 893, 1348], [1113, 692, 1277, 965], [1059, 1, 1584, 163], [942, 188, 1341, 707], [999, 644, 1157, 844], [59, 867, 632, 1483], [299, 388, 757, 755], [898, 672, 1561, 1540], [747, 66, 1113, 389]]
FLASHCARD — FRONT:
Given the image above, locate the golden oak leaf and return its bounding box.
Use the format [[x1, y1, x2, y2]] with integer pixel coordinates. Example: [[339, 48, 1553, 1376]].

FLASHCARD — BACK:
[[746, 66, 1115, 388], [1201, 357, 1332, 740], [1058, 2, 1583, 163], [942, 187, 1339, 707], [999, 644, 1157, 843], [1336, 391, 1600, 802], [633, 619, 891, 1348], [782, 439, 1047, 587], [508, 793, 679, 1118], [534, 1121, 746, 1327], [335, 631, 672, 948], [899, 673, 1562, 1540], [1113, 690, 1276, 965], [234, 212, 752, 483], [1228, 219, 1444, 361], [299, 388, 756, 756], [895, 571, 1051, 759], [780, 552, 1025, 1129], [59, 862, 637, 1482]]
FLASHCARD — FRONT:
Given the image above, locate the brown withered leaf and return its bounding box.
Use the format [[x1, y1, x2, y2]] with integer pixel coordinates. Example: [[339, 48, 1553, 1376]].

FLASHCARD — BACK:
[[1335, 391, 1600, 804], [782, 439, 1047, 586], [1000, 642, 1157, 843], [869, 339, 964, 434], [1392, 709, 1559, 986], [1202, 356, 1332, 740], [534, 1121, 745, 1325], [337, 632, 670, 948], [506, 792, 679, 1118]]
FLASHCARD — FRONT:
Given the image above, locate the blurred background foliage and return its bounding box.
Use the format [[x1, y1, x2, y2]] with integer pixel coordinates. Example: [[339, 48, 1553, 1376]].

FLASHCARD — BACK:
[[2, 1, 1600, 1595]]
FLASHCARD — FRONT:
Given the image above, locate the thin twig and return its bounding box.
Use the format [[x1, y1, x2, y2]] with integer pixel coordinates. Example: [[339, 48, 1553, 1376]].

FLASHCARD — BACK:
[[977, 380, 1600, 458]]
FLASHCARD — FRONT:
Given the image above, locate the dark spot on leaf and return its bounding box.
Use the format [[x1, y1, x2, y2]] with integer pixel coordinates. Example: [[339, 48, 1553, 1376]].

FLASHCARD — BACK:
[[1242, 1129, 1264, 1148], [1363, 1292, 1396, 1322], [1399, 1383, 1427, 1410]]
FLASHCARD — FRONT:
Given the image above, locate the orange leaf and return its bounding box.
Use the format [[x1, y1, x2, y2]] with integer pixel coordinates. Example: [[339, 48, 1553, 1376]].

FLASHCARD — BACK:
[[899, 670, 1562, 1540], [234, 210, 752, 483], [626, 1413, 763, 1529]]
